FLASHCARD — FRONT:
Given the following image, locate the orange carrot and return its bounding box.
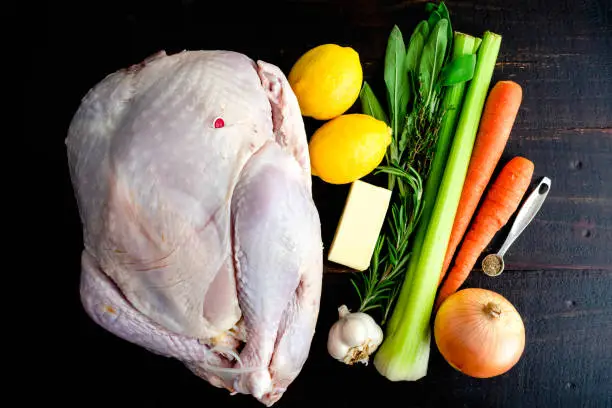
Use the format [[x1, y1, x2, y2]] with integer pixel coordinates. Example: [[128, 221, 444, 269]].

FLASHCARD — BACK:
[[435, 156, 534, 310], [438, 80, 523, 286]]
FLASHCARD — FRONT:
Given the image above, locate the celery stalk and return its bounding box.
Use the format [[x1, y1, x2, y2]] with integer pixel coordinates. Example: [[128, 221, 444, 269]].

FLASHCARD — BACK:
[[374, 31, 502, 381], [386, 32, 479, 337], [473, 37, 483, 53]]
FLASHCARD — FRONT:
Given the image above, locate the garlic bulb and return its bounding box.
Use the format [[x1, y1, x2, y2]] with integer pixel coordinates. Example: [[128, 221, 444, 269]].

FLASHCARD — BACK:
[[327, 305, 384, 365]]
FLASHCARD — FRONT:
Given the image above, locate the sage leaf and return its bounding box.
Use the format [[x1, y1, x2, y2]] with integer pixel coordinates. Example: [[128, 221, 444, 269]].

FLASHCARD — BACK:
[[440, 53, 476, 86], [405, 21, 429, 104], [384, 24, 409, 157], [406, 20, 429, 76], [419, 18, 448, 104], [436, 2, 450, 21], [427, 10, 441, 33], [360, 81, 390, 124], [436, 2, 454, 53]]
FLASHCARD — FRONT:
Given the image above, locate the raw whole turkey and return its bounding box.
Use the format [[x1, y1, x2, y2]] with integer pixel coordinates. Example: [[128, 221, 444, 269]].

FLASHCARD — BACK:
[[66, 50, 323, 406]]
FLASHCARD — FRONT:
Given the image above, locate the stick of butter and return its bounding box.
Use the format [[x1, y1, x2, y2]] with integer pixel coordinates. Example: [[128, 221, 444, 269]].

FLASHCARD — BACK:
[[327, 180, 392, 271]]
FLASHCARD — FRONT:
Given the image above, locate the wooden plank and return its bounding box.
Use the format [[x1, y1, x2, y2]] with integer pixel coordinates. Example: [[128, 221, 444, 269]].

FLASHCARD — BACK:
[[272, 0, 612, 131], [502, 197, 612, 270], [69, 269, 611, 407], [503, 128, 611, 200], [356, 58, 612, 131], [49, 0, 612, 133], [491, 127, 612, 270], [321, 127, 612, 272], [325, 197, 612, 272], [298, 269, 612, 408]]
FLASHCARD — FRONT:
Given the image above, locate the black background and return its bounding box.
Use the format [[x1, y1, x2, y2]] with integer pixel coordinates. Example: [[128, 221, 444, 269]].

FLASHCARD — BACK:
[[22, 0, 612, 407]]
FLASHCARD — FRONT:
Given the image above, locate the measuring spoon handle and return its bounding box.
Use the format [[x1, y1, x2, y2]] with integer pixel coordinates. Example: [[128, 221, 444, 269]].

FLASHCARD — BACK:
[[498, 177, 552, 258]]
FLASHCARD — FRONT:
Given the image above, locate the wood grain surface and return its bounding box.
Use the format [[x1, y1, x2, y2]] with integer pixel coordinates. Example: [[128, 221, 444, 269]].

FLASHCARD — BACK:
[[35, 0, 612, 406]]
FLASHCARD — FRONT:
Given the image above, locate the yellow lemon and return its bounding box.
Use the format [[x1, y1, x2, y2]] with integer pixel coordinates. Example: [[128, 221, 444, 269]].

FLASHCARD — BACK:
[[288, 44, 363, 120], [309, 114, 392, 184]]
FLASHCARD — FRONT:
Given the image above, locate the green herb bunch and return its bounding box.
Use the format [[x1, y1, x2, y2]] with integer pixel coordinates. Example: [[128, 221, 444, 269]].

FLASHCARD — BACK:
[[353, 2, 476, 323]]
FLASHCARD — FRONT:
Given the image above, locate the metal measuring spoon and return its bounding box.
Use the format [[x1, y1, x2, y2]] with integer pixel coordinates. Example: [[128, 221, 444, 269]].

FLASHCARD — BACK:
[[482, 177, 552, 276]]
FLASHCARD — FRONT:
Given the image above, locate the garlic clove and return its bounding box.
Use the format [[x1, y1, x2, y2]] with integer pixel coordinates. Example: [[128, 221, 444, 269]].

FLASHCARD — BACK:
[[327, 319, 349, 360], [367, 316, 384, 346], [340, 315, 368, 346]]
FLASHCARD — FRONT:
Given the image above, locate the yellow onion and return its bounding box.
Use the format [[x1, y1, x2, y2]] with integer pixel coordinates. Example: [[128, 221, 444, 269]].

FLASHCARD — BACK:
[[434, 288, 525, 378]]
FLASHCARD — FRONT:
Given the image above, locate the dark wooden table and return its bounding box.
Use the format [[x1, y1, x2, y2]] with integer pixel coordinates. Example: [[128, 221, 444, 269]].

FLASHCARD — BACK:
[[44, 0, 611, 406]]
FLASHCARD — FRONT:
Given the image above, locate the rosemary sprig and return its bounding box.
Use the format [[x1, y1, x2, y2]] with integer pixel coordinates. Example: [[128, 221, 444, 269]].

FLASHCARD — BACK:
[[354, 94, 439, 321], [352, 159, 426, 322]]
